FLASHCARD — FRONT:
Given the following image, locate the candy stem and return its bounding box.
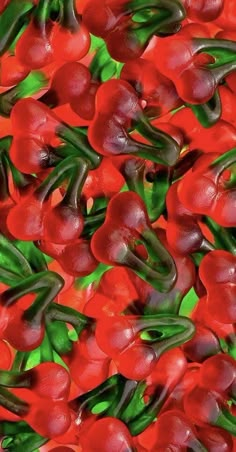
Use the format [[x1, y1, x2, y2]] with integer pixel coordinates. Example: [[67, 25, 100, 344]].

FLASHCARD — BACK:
[[0, 271, 63, 312], [0, 71, 47, 117], [145, 167, 171, 221], [11, 351, 29, 372], [46, 303, 92, 335], [33, 0, 51, 29], [39, 329, 54, 362], [173, 150, 203, 181], [71, 374, 129, 415], [62, 158, 89, 208], [0, 0, 34, 55], [133, 0, 185, 37], [216, 409, 236, 435], [57, 125, 101, 169], [136, 115, 180, 166], [0, 149, 9, 202], [107, 380, 138, 418], [210, 147, 236, 174], [0, 386, 29, 416], [46, 319, 72, 354], [83, 209, 107, 229], [121, 159, 146, 201], [128, 384, 168, 434], [204, 216, 236, 255], [58, 0, 80, 32], [188, 90, 221, 128], [35, 156, 83, 201], [23, 273, 64, 323], [0, 370, 31, 388], [193, 38, 236, 55], [0, 234, 33, 283], [211, 61, 236, 85]]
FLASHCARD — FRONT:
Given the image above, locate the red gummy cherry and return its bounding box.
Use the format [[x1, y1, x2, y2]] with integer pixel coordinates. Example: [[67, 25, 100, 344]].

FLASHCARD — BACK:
[[80, 417, 134, 452]]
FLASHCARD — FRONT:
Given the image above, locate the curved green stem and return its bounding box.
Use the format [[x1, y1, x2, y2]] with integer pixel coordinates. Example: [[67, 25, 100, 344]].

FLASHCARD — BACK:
[[58, 0, 80, 32], [0, 72, 47, 117], [188, 90, 221, 128], [135, 115, 180, 166], [57, 125, 101, 169], [132, 0, 186, 38], [0, 386, 29, 416], [0, 272, 64, 325], [62, 158, 89, 208], [0, 0, 34, 55], [46, 303, 92, 335], [204, 216, 236, 255], [216, 409, 236, 435]]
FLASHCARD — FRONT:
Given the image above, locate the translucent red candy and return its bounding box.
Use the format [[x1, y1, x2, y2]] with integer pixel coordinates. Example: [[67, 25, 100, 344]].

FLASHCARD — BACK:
[[0, 1, 236, 451]]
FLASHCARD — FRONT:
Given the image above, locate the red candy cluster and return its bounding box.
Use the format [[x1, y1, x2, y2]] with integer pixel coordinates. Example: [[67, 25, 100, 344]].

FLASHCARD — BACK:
[[0, 1, 235, 451]]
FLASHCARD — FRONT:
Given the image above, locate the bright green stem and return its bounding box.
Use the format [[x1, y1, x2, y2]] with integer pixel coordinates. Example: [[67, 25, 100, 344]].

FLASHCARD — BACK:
[[71, 374, 134, 416], [39, 330, 54, 362], [33, 0, 51, 28], [226, 333, 236, 360], [57, 125, 101, 169], [46, 303, 92, 335], [128, 384, 168, 435], [216, 409, 236, 435], [0, 386, 29, 416], [0, 0, 34, 55], [11, 352, 29, 372], [188, 89, 221, 128], [78, 262, 111, 289], [0, 71, 47, 118], [121, 381, 147, 424], [46, 319, 72, 354]]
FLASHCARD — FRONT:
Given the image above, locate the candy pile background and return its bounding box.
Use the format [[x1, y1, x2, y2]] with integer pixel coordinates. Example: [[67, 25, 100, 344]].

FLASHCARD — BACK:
[[0, 0, 235, 451]]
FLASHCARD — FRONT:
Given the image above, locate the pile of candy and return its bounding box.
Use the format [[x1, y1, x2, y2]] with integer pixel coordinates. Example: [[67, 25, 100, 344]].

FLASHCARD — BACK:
[[0, 0, 235, 451]]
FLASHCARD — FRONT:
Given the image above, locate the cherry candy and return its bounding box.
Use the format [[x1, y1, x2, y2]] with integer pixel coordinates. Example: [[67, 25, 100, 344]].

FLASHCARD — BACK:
[[80, 417, 134, 452]]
